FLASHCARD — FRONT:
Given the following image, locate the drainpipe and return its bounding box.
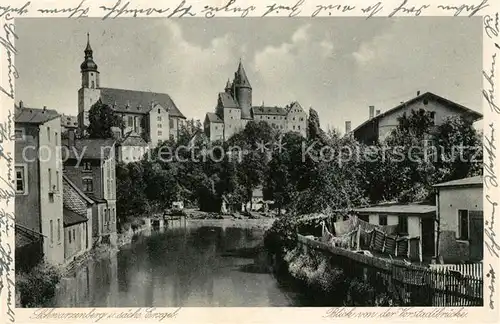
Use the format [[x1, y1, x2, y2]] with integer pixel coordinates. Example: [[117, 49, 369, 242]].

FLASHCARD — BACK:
[[435, 189, 440, 261]]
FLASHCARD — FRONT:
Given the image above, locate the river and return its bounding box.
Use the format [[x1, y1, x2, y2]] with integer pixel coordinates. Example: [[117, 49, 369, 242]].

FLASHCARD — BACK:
[[49, 221, 305, 307]]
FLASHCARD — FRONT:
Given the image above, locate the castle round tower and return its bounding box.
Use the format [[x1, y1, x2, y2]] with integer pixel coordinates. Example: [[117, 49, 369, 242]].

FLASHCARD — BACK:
[[233, 61, 252, 119]]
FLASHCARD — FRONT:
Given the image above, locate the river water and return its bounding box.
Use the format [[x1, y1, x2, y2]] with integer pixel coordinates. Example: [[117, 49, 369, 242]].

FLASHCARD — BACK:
[[49, 222, 304, 307]]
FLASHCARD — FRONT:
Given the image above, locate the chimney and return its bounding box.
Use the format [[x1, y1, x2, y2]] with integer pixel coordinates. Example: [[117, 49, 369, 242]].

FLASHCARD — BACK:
[[68, 129, 75, 147], [19, 100, 23, 108], [417, 90, 421, 96], [376, 110, 381, 116], [345, 121, 352, 133], [369, 105, 375, 119], [43, 106, 47, 113]]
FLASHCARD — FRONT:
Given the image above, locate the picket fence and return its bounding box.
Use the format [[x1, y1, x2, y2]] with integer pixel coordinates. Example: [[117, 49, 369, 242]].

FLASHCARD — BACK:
[[429, 263, 483, 280]]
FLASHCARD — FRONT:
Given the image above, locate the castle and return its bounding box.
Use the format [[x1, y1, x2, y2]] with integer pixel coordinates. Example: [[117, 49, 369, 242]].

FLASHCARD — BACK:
[[204, 61, 308, 142], [77, 34, 186, 161]]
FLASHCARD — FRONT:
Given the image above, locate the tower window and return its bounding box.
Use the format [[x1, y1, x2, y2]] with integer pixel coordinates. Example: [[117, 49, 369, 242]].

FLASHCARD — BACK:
[[91, 81, 95, 88], [158, 108, 161, 114]]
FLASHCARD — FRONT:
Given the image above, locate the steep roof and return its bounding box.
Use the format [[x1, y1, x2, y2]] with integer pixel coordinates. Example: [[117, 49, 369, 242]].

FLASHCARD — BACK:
[[119, 135, 149, 147], [15, 106, 60, 124], [252, 106, 288, 116], [434, 175, 483, 188], [218, 92, 239, 108], [63, 174, 94, 216], [235, 61, 251, 88], [352, 92, 483, 134], [62, 138, 115, 160], [63, 208, 88, 227], [100, 87, 185, 119], [206, 112, 223, 123]]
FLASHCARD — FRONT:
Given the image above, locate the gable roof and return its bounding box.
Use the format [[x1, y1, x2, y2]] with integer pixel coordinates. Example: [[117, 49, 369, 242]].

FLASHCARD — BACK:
[[15, 106, 60, 125], [252, 106, 287, 116], [352, 92, 483, 134], [62, 138, 115, 160], [206, 112, 223, 123], [119, 135, 149, 147], [63, 175, 94, 218], [434, 175, 483, 188], [218, 92, 239, 109], [100, 87, 185, 119]]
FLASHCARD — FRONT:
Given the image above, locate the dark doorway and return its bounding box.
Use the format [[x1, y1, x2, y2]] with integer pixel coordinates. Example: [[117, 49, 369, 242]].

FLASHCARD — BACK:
[[421, 218, 435, 257], [469, 211, 483, 261]]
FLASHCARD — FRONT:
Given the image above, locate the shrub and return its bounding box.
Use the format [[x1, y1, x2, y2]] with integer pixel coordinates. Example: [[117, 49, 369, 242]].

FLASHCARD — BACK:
[[16, 264, 61, 307]]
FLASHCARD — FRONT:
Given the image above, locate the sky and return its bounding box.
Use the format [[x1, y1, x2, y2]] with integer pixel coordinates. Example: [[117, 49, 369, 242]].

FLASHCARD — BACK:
[[15, 17, 482, 132]]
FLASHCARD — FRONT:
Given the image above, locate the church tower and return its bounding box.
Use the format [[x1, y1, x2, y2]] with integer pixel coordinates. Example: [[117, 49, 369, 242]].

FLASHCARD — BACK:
[[78, 33, 101, 133], [233, 61, 252, 119]]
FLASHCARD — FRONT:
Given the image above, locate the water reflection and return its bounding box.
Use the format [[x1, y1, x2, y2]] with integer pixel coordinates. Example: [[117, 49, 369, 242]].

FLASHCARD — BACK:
[[50, 224, 293, 307]]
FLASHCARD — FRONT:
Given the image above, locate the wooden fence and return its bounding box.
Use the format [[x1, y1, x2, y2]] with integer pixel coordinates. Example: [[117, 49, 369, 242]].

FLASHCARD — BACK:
[[297, 234, 483, 306], [429, 263, 483, 280]]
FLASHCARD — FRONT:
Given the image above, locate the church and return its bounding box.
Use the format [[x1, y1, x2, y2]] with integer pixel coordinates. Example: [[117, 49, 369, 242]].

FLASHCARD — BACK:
[[204, 61, 308, 142], [77, 34, 186, 162]]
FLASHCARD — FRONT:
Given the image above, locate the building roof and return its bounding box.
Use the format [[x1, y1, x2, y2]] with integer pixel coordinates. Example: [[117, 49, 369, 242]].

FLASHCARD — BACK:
[[218, 92, 239, 108], [62, 138, 115, 160], [100, 87, 185, 119], [118, 134, 149, 147], [353, 203, 436, 216], [87, 195, 107, 204], [61, 114, 78, 128], [352, 92, 483, 135], [252, 106, 287, 116], [206, 112, 223, 123], [63, 174, 94, 207], [15, 106, 60, 124], [234, 61, 251, 88], [63, 208, 88, 227], [434, 175, 483, 188]]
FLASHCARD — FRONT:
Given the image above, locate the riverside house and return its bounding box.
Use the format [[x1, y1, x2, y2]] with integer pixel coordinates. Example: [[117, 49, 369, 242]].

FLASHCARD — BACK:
[[14, 104, 65, 267], [434, 175, 483, 263], [62, 131, 118, 247], [350, 91, 483, 144]]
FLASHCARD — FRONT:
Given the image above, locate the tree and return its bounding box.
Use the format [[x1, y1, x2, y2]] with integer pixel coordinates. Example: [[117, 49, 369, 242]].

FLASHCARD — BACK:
[[87, 100, 123, 139], [238, 150, 268, 211]]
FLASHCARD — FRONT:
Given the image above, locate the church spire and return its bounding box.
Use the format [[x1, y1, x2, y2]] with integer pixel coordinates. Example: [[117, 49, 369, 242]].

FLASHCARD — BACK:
[[81, 33, 98, 72], [84, 33, 93, 58], [235, 60, 251, 88]]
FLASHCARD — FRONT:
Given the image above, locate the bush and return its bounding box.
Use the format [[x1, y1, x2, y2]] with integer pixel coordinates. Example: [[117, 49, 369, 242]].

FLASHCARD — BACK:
[[16, 264, 61, 307]]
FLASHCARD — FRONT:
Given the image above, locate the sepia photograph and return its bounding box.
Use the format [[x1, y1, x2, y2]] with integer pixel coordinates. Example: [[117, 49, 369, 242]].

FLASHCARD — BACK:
[[11, 16, 484, 308]]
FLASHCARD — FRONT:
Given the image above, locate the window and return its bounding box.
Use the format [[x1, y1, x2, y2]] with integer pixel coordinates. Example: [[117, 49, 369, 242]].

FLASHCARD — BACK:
[[158, 130, 162, 136], [170, 134, 174, 141], [169, 119, 174, 128], [83, 162, 92, 171], [293, 125, 296, 130], [15, 166, 27, 194], [50, 220, 54, 244], [398, 216, 408, 234], [56, 171, 59, 191], [458, 210, 469, 240], [133, 117, 138, 132], [128, 116, 133, 127], [157, 124, 162, 128], [91, 81, 95, 88], [48, 168, 52, 191], [69, 228, 72, 243], [429, 112, 436, 125], [47, 127, 51, 141], [83, 178, 93, 192], [379, 215, 388, 226], [158, 108, 161, 114], [15, 128, 24, 141], [57, 219, 61, 242], [157, 116, 162, 122], [73, 229, 76, 241], [55, 132, 58, 146], [298, 125, 301, 130]]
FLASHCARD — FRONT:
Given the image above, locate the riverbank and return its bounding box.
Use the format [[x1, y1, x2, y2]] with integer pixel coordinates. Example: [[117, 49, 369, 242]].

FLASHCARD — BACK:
[[187, 218, 276, 230]]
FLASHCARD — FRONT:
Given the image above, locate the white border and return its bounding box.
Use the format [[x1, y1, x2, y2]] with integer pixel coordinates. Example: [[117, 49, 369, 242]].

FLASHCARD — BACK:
[[1, 0, 499, 323]]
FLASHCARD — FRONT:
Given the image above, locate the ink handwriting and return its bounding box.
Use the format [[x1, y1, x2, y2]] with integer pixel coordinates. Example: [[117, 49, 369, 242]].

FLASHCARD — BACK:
[[202, 0, 256, 18], [0, 2, 30, 18], [487, 264, 496, 309], [262, 0, 305, 17], [0, 20, 19, 100], [37, 0, 89, 17], [389, 0, 430, 17], [311, 4, 355, 17], [483, 50, 500, 114], [0, 240, 15, 322], [100, 0, 195, 19], [484, 123, 498, 189], [437, 0, 489, 16], [486, 194, 500, 259], [360, 2, 383, 18], [484, 13, 499, 39]]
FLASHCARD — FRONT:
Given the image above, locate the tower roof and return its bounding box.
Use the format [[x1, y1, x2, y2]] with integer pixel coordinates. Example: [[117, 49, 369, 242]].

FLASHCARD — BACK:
[[81, 33, 98, 72], [234, 61, 251, 88]]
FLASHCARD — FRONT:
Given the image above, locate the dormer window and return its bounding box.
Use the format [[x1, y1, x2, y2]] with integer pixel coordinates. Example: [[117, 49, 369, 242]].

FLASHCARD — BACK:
[[158, 108, 161, 114]]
